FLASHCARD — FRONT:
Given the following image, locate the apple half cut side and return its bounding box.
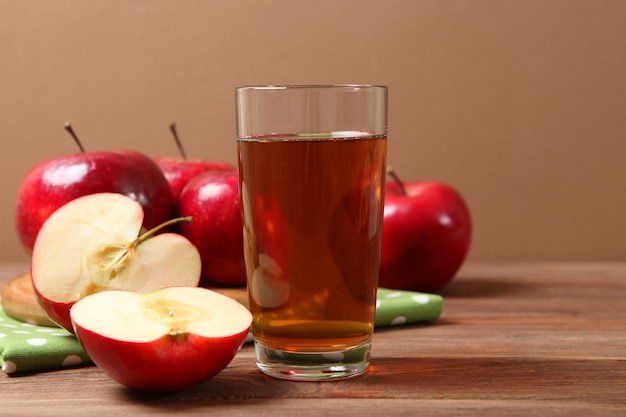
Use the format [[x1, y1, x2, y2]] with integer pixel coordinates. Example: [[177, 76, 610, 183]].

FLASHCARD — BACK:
[[70, 287, 252, 392], [31, 192, 202, 333]]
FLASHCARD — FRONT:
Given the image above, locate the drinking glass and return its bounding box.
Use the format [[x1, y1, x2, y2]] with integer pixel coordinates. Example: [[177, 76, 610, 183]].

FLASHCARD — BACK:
[[236, 85, 387, 380]]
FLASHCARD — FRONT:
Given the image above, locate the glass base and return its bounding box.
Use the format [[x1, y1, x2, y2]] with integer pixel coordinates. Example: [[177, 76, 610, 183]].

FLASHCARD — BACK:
[[254, 341, 371, 381]]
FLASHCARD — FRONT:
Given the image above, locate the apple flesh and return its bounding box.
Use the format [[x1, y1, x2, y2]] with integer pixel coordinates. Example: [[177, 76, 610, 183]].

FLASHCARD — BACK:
[[379, 177, 472, 292], [15, 148, 174, 253], [70, 286, 252, 392], [31, 193, 201, 333]]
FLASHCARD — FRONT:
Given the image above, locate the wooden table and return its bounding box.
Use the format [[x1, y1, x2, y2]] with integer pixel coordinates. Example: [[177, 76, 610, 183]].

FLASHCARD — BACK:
[[1, 262, 624, 416]]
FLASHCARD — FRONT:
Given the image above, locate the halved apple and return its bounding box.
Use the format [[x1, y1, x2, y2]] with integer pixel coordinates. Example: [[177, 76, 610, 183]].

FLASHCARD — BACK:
[[70, 287, 252, 392], [31, 192, 202, 333]]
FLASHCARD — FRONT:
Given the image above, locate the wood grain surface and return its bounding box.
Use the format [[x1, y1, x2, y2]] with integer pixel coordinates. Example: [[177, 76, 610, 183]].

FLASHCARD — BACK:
[[1, 262, 624, 417]]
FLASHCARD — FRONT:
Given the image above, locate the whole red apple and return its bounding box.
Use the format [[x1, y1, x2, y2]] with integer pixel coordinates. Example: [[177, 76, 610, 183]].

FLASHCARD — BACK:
[[379, 173, 472, 292], [15, 124, 174, 253], [178, 170, 246, 286], [154, 123, 236, 209], [154, 157, 236, 209], [70, 287, 252, 392]]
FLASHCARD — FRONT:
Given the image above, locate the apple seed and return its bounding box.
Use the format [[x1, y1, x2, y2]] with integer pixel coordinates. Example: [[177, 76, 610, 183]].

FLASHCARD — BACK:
[[87, 216, 192, 288], [142, 298, 202, 336]]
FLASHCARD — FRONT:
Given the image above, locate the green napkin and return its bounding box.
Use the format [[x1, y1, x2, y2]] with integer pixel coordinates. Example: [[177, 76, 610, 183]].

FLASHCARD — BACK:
[[375, 288, 443, 326], [0, 289, 442, 375], [0, 305, 92, 375]]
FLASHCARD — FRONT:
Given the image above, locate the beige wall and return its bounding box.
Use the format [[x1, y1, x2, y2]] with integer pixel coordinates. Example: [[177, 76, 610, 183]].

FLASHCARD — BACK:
[[1, 0, 625, 263]]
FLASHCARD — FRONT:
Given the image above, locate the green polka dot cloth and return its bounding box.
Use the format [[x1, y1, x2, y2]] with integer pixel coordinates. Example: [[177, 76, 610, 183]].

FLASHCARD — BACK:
[[374, 288, 442, 326], [0, 305, 92, 375], [0, 289, 442, 375]]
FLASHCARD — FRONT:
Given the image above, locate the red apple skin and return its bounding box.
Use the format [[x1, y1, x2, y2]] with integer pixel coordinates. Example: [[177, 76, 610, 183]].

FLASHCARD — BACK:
[[32, 284, 75, 333], [379, 181, 472, 292], [178, 171, 246, 286], [73, 323, 249, 392], [15, 150, 174, 253], [153, 156, 236, 209]]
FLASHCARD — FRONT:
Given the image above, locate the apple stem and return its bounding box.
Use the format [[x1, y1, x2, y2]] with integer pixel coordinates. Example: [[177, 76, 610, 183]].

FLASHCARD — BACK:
[[100, 216, 193, 275], [64, 122, 85, 153], [386, 166, 408, 196], [169, 123, 188, 160], [135, 216, 193, 245]]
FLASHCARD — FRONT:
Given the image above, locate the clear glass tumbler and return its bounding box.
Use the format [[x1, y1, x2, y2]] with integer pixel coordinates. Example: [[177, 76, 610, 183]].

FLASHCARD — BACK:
[[236, 85, 387, 381]]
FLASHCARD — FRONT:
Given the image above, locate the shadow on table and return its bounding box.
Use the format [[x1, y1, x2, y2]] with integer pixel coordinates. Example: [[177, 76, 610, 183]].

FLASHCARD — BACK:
[[117, 364, 322, 408], [118, 355, 595, 407], [118, 357, 475, 407], [438, 275, 529, 298]]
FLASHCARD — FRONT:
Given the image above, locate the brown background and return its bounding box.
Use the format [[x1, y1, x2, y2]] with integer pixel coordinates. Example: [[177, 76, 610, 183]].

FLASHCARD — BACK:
[[1, 0, 625, 263]]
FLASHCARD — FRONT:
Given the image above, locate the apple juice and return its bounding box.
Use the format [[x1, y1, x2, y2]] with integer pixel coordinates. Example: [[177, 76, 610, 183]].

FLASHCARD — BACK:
[[238, 133, 386, 353]]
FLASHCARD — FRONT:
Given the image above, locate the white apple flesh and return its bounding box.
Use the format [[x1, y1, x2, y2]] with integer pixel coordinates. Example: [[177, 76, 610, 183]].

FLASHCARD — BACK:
[[70, 287, 252, 392], [31, 193, 202, 333]]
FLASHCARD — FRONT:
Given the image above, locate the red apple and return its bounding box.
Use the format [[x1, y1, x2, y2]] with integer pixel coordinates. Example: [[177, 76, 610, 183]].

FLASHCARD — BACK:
[[154, 123, 236, 209], [70, 286, 252, 392], [154, 157, 236, 208], [379, 171, 472, 292], [31, 193, 202, 333], [15, 123, 174, 253], [179, 171, 246, 286]]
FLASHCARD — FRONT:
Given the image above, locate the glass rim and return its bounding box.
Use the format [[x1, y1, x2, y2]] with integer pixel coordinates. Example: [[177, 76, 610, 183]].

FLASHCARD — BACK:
[[236, 84, 387, 92]]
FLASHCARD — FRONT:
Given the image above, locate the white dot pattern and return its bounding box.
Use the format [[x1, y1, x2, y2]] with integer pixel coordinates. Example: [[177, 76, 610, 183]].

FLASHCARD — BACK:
[[0, 303, 92, 374], [2, 360, 17, 373], [27, 338, 48, 346], [412, 294, 431, 304], [390, 316, 407, 325], [62, 355, 83, 367], [374, 288, 443, 328]]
